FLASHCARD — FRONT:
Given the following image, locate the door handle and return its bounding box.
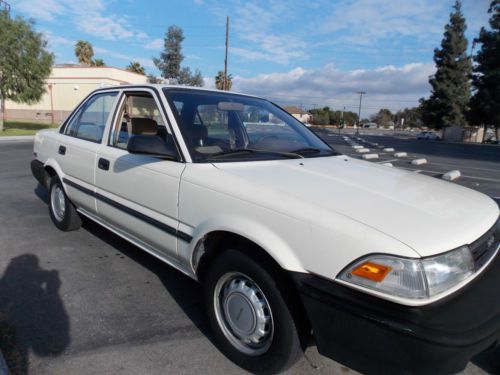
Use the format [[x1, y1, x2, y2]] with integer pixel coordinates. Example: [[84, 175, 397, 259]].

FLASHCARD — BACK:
[[98, 158, 110, 171], [58, 145, 66, 155]]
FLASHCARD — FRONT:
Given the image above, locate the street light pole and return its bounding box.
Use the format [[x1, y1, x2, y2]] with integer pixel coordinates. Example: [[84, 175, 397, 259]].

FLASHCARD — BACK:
[[356, 91, 366, 135]]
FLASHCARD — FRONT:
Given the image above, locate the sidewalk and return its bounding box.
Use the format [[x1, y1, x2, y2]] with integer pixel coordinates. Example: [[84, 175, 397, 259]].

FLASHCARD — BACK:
[[0, 136, 34, 142]]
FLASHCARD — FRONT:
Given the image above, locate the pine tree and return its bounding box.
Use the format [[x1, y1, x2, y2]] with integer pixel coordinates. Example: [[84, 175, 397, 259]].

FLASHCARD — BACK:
[[469, 0, 500, 139], [153, 25, 203, 86], [422, 1, 472, 129]]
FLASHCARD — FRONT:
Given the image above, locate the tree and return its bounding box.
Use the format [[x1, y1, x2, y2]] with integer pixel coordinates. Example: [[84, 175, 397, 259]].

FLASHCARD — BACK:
[[215, 70, 233, 90], [178, 67, 204, 87], [370, 108, 393, 126], [469, 0, 500, 140], [153, 25, 203, 86], [91, 58, 105, 67], [126, 61, 146, 75], [74, 40, 94, 65], [153, 25, 184, 81], [0, 11, 53, 131], [421, 1, 472, 129], [147, 74, 162, 84]]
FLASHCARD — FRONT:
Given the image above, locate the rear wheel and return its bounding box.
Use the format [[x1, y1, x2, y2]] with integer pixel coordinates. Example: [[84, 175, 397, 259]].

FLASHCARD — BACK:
[[49, 176, 82, 231], [204, 249, 303, 374]]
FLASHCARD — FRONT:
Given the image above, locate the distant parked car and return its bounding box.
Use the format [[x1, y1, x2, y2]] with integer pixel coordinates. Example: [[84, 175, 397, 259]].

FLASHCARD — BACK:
[[363, 122, 378, 129], [417, 131, 441, 140]]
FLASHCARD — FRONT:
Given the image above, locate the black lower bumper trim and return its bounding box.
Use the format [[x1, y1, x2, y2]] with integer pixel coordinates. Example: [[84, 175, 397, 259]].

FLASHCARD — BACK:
[[291, 250, 500, 374]]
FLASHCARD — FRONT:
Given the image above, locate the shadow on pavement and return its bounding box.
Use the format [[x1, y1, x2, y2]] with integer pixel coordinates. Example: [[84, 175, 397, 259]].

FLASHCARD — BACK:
[[0, 254, 70, 375], [34, 184, 49, 205], [80, 218, 214, 341]]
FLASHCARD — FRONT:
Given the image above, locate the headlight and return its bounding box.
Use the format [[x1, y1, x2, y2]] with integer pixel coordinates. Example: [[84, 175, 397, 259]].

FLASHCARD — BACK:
[[338, 246, 474, 300]]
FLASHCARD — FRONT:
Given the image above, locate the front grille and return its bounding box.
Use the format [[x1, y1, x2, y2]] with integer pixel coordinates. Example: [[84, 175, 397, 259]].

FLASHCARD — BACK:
[[470, 218, 500, 270]]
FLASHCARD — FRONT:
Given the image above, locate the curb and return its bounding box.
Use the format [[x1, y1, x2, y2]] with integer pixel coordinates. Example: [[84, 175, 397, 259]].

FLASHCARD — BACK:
[[0, 136, 35, 142], [0, 349, 9, 375]]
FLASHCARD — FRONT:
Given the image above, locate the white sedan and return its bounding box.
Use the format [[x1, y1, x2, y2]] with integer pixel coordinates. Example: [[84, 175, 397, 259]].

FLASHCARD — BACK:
[[31, 85, 499, 374], [416, 130, 441, 140]]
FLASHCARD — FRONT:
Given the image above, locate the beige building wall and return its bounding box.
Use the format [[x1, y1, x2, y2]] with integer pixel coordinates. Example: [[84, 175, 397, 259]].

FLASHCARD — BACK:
[[5, 65, 148, 124]]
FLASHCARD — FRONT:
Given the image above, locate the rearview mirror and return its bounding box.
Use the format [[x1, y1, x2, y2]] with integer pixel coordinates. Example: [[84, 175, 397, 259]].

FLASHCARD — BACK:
[[127, 135, 178, 160], [217, 102, 244, 111]]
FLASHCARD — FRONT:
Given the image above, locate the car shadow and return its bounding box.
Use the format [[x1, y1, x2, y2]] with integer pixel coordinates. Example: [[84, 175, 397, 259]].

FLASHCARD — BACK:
[[471, 345, 500, 374], [0, 254, 70, 375], [34, 183, 49, 204], [80, 218, 214, 341]]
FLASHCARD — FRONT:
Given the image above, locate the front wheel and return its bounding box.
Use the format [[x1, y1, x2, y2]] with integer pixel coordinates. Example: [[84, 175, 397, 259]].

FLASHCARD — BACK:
[[204, 249, 303, 374], [49, 176, 82, 231]]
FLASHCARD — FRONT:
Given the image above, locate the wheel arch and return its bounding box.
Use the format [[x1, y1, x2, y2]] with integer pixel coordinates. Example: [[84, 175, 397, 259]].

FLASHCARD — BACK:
[[194, 229, 312, 342]]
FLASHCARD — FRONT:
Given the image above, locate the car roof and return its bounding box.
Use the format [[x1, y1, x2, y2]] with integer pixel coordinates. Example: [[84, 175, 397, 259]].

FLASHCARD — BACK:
[[93, 83, 261, 100]]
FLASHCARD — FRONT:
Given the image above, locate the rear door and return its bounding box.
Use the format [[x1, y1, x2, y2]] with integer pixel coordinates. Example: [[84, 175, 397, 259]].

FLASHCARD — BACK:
[[57, 91, 119, 213], [94, 89, 185, 260]]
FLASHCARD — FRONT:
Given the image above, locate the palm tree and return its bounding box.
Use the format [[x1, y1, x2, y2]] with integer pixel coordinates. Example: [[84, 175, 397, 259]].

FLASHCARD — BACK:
[[215, 70, 233, 90], [74, 40, 94, 65], [91, 58, 105, 67], [126, 61, 146, 75]]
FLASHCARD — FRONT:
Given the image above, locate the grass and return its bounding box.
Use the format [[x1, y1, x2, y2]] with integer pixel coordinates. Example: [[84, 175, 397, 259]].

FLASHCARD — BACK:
[[0, 121, 58, 136]]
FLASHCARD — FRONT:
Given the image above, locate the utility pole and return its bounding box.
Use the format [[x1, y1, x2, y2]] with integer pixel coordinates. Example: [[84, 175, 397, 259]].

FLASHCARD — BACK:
[[469, 39, 477, 65], [223, 16, 229, 90], [356, 91, 365, 135]]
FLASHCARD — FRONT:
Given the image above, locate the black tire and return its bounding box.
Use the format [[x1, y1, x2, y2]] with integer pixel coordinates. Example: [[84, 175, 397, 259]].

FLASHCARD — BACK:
[[204, 249, 303, 374], [48, 176, 82, 231]]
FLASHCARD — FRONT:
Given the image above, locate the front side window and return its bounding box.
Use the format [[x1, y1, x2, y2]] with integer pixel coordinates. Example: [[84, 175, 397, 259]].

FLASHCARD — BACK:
[[110, 92, 174, 151], [65, 92, 118, 143], [164, 89, 337, 162]]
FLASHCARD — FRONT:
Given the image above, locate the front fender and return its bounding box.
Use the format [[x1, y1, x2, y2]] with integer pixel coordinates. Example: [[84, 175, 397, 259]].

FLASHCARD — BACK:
[[178, 214, 309, 275]]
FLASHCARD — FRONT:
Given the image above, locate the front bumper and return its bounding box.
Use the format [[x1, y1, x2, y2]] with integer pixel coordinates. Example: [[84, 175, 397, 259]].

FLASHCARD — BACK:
[[291, 249, 500, 374]]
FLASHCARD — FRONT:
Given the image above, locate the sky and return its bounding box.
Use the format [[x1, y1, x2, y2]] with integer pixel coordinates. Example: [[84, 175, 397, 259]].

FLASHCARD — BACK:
[[11, 0, 492, 117]]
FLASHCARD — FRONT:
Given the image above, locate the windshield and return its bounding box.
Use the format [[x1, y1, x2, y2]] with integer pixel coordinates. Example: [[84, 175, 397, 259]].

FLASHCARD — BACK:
[[163, 89, 337, 162]]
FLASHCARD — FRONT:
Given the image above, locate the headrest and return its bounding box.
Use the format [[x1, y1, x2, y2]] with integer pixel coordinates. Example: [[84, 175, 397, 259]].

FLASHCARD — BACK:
[[131, 117, 157, 135]]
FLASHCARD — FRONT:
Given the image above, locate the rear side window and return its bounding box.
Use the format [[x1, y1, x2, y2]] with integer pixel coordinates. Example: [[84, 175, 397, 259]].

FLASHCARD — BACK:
[[65, 92, 118, 143]]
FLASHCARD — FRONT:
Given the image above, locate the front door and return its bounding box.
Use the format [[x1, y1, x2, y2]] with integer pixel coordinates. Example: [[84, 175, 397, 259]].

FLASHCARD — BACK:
[[58, 91, 119, 213], [94, 90, 185, 260]]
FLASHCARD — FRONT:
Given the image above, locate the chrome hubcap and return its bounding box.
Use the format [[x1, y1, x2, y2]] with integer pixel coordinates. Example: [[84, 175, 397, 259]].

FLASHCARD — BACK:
[[51, 184, 66, 221], [214, 272, 274, 356]]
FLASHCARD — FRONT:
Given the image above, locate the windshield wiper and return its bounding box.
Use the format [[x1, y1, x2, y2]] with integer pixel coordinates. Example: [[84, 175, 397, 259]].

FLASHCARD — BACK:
[[208, 148, 303, 159], [290, 147, 339, 156]]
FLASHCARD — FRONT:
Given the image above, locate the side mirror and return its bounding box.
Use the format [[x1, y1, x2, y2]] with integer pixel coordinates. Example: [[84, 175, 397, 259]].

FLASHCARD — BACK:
[[127, 135, 178, 160]]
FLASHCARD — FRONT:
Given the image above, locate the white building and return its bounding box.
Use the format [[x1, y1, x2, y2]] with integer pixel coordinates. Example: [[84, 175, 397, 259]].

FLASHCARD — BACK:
[[282, 106, 312, 124], [5, 65, 148, 123]]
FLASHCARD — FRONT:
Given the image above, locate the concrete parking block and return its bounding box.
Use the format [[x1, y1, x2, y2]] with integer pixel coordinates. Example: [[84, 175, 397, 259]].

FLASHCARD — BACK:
[[383, 148, 395, 152], [411, 158, 427, 165], [352, 145, 363, 149], [356, 148, 370, 153], [380, 162, 393, 167], [442, 170, 461, 181], [362, 153, 379, 160], [394, 152, 407, 157]]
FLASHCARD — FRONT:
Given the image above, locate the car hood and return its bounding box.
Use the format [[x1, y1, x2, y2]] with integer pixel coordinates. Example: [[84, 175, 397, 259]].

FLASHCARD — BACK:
[[213, 156, 499, 256]]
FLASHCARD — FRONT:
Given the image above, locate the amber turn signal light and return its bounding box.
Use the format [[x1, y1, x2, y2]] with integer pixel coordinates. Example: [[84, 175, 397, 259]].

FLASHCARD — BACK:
[[351, 262, 392, 282]]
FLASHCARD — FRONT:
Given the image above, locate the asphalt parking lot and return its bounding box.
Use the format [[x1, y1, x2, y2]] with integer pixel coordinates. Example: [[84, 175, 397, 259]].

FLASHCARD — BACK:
[[0, 139, 499, 375]]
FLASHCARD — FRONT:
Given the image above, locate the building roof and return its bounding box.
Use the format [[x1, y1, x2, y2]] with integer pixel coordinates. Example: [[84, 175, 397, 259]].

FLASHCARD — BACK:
[[283, 105, 309, 115]]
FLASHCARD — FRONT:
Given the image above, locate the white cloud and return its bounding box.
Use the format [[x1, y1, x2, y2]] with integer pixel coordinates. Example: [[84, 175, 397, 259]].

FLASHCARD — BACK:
[[143, 38, 164, 50], [230, 63, 435, 115], [15, 0, 66, 21], [41, 30, 75, 48], [93, 47, 155, 68]]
